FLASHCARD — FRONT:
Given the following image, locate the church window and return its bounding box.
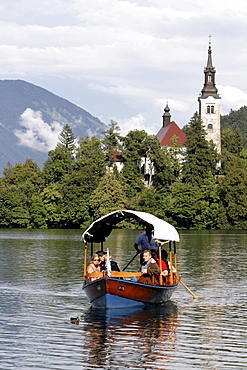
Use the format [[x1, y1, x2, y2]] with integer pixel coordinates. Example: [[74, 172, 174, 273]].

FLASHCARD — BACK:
[[211, 106, 214, 113], [208, 124, 213, 129], [208, 75, 212, 82], [207, 105, 210, 113]]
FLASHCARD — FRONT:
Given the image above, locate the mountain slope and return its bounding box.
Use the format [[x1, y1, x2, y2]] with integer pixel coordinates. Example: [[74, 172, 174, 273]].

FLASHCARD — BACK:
[[0, 79, 107, 174]]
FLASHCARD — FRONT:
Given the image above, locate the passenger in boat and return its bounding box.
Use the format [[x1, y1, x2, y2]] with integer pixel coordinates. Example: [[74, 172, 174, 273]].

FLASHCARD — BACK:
[[96, 251, 120, 272], [87, 254, 101, 280], [151, 250, 169, 277], [134, 224, 160, 264], [96, 251, 106, 271], [141, 250, 160, 275], [110, 259, 120, 272]]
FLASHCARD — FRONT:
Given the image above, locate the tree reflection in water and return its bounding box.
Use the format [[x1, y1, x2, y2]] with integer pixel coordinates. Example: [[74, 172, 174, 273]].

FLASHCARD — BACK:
[[82, 302, 178, 369]]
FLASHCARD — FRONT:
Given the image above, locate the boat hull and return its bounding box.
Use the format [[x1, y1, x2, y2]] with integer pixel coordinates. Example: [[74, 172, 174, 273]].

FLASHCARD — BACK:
[[83, 277, 178, 308]]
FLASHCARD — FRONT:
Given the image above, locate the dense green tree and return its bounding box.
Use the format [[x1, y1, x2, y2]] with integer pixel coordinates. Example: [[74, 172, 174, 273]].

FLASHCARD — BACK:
[[120, 130, 149, 198], [221, 128, 243, 155], [29, 196, 47, 228], [121, 130, 149, 159], [164, 178, 220, 229], [0, 159, 45, 228], [43, 125, 76, 184], [102, 120, 122, 164], [57, 123, 76, 153], [218, 157, 247, 228], [150, 145, 176, 190], [182, 112, 218, 186], [52, 136, 107, 227], [240, 149, 247, 166], [43, 146, 74, 184], [221, 128, 243, 173], [41, 184, 63, 227], [137, 187, 168, 220], [73, 136, 106, 193], [55, 176, 91, 228], [89, 172, 126, 219], [221, 106, 247, 148], [120, 161, 144, 199], [2, 159, 43, 189], [0, 186, 30, 228]]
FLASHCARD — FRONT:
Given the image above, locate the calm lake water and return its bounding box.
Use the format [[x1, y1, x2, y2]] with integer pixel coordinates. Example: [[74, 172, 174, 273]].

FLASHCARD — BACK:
[[0, 228, 247, 369]]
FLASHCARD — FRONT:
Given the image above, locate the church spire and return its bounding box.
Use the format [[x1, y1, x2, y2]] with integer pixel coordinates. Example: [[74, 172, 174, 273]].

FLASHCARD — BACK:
[[162, 101, 171, 127], [200, 36, 220, 99]]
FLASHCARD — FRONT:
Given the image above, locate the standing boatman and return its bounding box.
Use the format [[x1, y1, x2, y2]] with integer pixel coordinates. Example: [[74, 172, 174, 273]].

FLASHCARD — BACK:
[[134, 224, 160, 263]]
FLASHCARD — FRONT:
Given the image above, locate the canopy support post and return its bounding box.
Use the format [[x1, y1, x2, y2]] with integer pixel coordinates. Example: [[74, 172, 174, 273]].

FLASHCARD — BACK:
[[169, 241, 173, 284], [158, 245, 163, 285], [84, 244, 88, 278], [174, 241, 178, 274]]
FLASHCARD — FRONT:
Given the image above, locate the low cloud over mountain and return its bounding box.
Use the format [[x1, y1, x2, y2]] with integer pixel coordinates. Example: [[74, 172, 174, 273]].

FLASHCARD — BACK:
[[0, 80, 107, 174]]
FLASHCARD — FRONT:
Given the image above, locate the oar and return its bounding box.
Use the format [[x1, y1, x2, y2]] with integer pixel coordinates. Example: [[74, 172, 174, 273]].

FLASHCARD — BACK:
[[179, 279, 201, 299], [122, 251, 139, 271]]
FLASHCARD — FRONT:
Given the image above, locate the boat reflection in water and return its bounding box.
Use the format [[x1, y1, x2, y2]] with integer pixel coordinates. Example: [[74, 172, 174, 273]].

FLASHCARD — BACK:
[[82, 302, 178, 369]]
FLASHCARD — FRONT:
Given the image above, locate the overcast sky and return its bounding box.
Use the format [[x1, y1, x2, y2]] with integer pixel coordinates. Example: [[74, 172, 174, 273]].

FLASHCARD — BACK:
[[0, 0, 247, 140]]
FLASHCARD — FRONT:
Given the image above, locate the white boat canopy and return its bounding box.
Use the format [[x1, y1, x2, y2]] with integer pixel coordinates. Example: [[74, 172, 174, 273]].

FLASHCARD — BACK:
[[82, 210, 180, 243]]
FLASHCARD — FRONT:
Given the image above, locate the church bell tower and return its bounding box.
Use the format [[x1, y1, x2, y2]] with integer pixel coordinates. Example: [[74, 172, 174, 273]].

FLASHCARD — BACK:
[[198, 37, 221, 154]]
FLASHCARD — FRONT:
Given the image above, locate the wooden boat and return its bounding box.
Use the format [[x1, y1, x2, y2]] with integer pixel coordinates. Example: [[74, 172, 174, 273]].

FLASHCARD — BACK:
[[82, 210, 180, 308]]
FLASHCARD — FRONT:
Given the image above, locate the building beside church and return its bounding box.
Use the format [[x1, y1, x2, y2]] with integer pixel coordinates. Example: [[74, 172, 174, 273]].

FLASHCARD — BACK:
[[198, 38, 221, 154], [106, 150, 126, 173]]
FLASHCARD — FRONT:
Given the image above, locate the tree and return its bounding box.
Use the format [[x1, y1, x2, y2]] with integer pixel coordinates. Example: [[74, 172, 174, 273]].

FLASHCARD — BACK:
[[221, 128, 243, 156], [218, 157, 247, 228], [73, 136, 106, 193], [57, 123, 76, 154], [0, 159, 45, 228], [221, 128, 243, 173], [57, 182, 91, 228], [120, 130, 150, 198], [121, 129, 149, 161], [149, 144, 176, 190], [43, 124, 76, 184], [0, 186, 30, 228], [182, 112, 218, 186], [41, 184, 63, 227], [137, 187, 166, 219], [89, 172, 126, 219], [43, 146, 74, 183], [2, 159, 43, 189], [163, 178, 220, 229], [102, 120, 122, 164], [221, 106, 247, 148], [29, 196, 47, 228]]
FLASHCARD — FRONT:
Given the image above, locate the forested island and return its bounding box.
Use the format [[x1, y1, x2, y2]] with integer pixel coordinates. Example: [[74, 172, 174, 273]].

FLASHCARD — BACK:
[[1, 109, 247, 230]]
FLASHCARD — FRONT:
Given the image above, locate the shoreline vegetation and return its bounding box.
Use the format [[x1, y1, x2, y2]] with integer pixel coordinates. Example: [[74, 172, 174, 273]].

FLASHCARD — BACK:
[[1, 111, 247, 230]]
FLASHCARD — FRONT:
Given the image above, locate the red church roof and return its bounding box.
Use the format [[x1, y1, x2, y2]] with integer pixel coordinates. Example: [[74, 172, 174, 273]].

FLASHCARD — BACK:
[[157, 121, 187, 146]]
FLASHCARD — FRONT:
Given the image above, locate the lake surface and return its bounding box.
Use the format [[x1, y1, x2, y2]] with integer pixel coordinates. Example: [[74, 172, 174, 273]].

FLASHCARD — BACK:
[[0, 228, 246, 369]]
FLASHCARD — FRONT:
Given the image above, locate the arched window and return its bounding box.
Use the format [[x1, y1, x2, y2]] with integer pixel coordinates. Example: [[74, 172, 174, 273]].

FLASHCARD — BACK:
[[211, 106, 214, 113], [208, 75, 212, 82], [207, 105, 210, 113], [208, 124, 213, 129]]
